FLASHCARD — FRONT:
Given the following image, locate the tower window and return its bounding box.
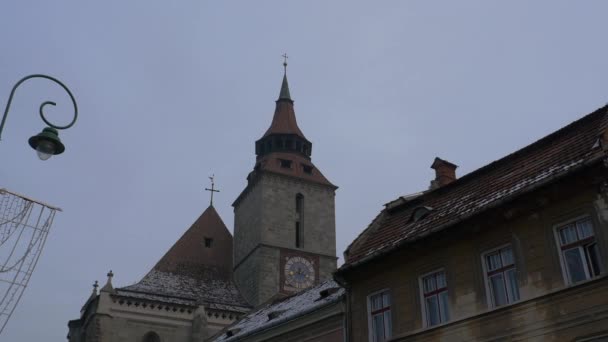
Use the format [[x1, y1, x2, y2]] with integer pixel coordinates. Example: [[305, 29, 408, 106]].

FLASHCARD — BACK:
[[302, 165, 313, 174], [295, 222, 301, 248], [295, 194, 304, 248], [279, 159, 292, 168], [204, 237, 213, 248]]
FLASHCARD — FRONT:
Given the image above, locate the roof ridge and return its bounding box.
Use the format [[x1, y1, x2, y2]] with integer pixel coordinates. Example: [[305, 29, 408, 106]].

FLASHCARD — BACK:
[[417, 104, 608, 199]]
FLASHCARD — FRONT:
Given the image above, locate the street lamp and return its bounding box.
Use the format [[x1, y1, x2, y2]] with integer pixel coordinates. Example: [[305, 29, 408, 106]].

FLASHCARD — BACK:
[[0, 74, 78, 160]]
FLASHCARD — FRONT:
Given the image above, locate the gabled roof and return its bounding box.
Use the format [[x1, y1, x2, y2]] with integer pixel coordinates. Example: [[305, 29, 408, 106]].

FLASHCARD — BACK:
[[340, 105, 608, 270], [212, 280, 344, 342], [152, 205, 232, 279], [118, 206, 249, 310]]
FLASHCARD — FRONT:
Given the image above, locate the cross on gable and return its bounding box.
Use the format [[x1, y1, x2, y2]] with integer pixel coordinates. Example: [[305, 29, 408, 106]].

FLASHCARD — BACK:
[[205, 175, 220, 206]]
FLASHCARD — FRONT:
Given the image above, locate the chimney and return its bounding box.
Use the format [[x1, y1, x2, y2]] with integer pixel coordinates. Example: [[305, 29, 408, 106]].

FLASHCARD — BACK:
[[430, 157, 458, 189]]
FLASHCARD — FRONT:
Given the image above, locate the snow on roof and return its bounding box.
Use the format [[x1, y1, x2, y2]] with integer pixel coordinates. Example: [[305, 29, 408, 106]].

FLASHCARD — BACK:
[[212, 280, 344, 341], [114, 289, 196, 306], [119, 269, 249, 311], [114, 206, 250, 312]]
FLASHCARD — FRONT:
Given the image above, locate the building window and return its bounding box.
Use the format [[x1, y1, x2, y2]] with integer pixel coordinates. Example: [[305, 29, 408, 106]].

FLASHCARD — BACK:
[[420, 270, 449, 327], [295, 194, 304, 248], [368, 290, 392, 342], [555, 217, 602, 284], [204, 237, 213, 248], [143, 332, 160, 342], [483, 245, 520, 307]]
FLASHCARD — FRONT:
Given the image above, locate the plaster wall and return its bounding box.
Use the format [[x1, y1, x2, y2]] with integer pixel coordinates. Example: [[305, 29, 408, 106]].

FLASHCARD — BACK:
[[347, 176, 608, 341]]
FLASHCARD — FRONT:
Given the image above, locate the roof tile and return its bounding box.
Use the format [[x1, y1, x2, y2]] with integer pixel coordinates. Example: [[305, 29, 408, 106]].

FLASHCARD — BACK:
[[342, 105, 608, 268]]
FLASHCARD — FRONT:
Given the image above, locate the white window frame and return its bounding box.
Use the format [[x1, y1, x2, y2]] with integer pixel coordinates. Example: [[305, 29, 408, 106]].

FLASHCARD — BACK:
[[366, 289, 392, 342], [481, 243, 520, 308], [553, 215, 602, 286], [418, 268, 450, 328]]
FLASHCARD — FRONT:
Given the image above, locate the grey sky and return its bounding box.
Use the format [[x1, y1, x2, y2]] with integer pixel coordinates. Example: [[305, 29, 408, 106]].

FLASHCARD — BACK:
[[1, 1, 607, 340]]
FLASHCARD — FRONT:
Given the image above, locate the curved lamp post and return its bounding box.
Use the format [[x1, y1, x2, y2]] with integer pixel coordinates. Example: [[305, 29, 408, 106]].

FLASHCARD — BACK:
[[0, 74, 78, 160]]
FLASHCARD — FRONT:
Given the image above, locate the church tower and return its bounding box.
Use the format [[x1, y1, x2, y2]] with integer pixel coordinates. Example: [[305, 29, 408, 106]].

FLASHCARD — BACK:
[[233, 62, 338, 306]]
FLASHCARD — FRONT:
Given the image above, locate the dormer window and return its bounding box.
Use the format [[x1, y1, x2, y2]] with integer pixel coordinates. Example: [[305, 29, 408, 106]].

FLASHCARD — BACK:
[[411, 206, 433, 222], [302, 164, 313, 174], [204, 237, 213, 248], [279, 159, 292, 169], [267, 310, 286, 321]]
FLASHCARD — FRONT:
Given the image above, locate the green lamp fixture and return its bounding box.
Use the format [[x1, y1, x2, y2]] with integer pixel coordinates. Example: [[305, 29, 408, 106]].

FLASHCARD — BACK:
[[28, 127, 66, 161], [0, 74, 78, 161]]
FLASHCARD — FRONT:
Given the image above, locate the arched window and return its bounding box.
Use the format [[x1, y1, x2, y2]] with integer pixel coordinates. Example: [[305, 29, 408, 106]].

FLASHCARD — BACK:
[[295, 194, 304, 248], [143, 331, 160, 342]]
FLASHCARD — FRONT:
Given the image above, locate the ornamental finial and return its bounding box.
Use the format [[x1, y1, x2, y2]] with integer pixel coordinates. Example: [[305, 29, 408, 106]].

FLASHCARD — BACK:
[[282, 53, 288, 74]]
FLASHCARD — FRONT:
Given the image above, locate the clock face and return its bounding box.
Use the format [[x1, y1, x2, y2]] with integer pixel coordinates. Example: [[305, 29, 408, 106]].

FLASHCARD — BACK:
[[284, 256, 315, 290]]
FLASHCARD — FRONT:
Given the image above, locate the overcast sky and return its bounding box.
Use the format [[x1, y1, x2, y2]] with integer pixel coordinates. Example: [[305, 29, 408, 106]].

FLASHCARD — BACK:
[[1, 1, 607, 340]]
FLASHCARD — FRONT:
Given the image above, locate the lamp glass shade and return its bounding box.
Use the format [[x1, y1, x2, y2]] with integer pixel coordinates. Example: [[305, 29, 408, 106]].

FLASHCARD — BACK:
[[35, 140, 55, 160]]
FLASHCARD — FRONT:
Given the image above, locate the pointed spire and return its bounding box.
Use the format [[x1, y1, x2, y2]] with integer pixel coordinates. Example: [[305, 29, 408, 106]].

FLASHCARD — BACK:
[[87, 280, 99, 301], [278, 53, 292, 101], [279, 74, 292, 101], [100, 270, 114, 293]]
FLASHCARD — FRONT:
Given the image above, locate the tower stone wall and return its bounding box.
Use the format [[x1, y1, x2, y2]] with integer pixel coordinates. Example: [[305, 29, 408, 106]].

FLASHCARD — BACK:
[[233, 172, 337, 306], [233, 69, 338, 307]]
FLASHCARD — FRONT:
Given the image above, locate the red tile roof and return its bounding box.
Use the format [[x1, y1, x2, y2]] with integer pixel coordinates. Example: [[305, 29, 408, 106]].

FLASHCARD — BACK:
[[340, 105, 608, 270], [263, 99, 307, 140], [255, 152, 336, 188], [120, 206, 249, 308]]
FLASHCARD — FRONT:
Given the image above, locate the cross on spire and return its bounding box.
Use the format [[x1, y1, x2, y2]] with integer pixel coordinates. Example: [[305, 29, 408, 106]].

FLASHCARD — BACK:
[[282, 53, 288, 73], [205, 175, 220, 206]]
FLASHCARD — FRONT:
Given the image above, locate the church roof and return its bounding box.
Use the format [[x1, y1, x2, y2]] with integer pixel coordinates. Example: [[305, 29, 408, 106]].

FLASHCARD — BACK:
[[262, 73, 307, 140], [118, 269, 249, 311], [152, 205, 233, 278], [212, 280, 344, 341], [339, 105, 608, 271], [118, 206, 250, 310]]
